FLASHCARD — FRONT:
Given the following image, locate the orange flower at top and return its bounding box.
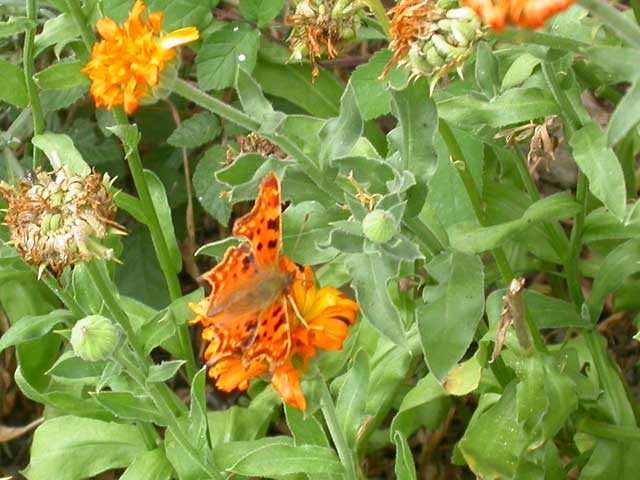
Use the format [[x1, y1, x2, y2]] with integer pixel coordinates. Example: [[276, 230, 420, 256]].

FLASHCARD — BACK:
[[462, 0, 574, 30], [82, 0, 199, 114], [189, 173, 359, 410]]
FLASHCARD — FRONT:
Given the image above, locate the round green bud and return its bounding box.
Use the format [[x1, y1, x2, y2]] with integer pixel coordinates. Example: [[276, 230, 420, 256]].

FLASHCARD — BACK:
[[70, 315, 120, 362], [363, 210, 398, 244]]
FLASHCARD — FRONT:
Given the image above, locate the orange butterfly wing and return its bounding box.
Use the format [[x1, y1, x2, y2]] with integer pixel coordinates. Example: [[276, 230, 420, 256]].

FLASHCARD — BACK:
[[201, 172, 293, 370]]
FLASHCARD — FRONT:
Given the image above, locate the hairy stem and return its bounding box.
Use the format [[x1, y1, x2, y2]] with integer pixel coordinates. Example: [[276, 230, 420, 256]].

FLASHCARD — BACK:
[[24, 0, 45, 169], [438, 119, 514, 284]]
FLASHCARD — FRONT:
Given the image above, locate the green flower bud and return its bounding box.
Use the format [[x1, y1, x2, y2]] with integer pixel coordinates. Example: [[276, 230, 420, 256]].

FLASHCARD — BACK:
[[71, 315, 120, 362], [424, 45, 446, 67], [363, 210, 398, 244]]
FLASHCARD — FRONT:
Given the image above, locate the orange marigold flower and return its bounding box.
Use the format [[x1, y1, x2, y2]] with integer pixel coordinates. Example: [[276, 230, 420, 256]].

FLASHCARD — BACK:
[[462, 0, 574, 30], [82, 0, 199, 115]]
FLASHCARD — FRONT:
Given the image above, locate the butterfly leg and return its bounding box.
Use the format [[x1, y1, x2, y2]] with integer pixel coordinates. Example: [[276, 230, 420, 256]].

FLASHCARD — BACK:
[[287, 294, 309, 329]]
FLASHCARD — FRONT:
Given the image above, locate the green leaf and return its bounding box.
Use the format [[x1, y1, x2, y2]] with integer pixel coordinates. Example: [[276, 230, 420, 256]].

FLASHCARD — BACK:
[[34, 61, 90, 90], [0, 16, 36, 38], [147, 0, 214, 31], [581, 440, 640, 480], [253, 58, 341, 117], [212, 437, 343, 476], [282, 201, 346, 265], [448, 192, 580, 254], [390, 78, 438, 216], [238, 0, 286, 27], [144, 169, 183, 274], [570, 121, 626, 221], [501, 53, 541, 89], [319, 83, 364, 166], [394, 431, 417, 480], [351, 50, 409, 121], [284, 405, 330, 447], [115, 223, 169, 309], [438, 88, 557, 128], [0, 310, 73, 353], [587, 238, 640, 322], [33, 14, 78, 57], [458, 384, 527, 479], [336, 349, 370, 448], [390, 373, 447, 437], [418, 252, 484, 381], [167, 112, 221, 148], [92, 392, 166, 425], [475, 42, 500, 99], [23, 416, 147, 480], [147, 360, 185, 383], [235, 68, 284, 132], [345, 253, 407, 347], [189, 367, 211, 452], [120, 447, 174, 480], [197, 23, 260, 91], [31, 133, 91, 176], [193, 146, 233, 225], [607, 81, 640, 146], [208, 406, 273, 447], [107, 124, 141, 160], [0, 60, 28, 107]]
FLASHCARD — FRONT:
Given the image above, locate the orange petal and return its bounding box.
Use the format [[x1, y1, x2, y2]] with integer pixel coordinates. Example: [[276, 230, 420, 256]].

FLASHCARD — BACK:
[[96, 18, 119, 40], [210, 357, 267, 392], [160, 27, 200, 50], [272, 361, 306, 410], [148, 11, 164, 32]]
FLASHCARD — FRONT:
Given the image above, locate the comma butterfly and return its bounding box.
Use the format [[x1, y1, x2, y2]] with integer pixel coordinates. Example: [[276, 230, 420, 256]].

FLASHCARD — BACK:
[[199, 172, 302, 373]]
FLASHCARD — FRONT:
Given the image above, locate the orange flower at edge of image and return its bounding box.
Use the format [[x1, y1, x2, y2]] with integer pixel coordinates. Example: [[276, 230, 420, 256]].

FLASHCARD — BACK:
[[462, 0, 574, 30], [82, 0, 199, 115], [189, 173, 359, 411]]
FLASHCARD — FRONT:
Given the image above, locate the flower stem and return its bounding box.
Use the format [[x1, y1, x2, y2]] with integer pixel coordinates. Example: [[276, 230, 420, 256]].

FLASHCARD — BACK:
[[23, 0, 45, 170], [578, 0, 640, 49], [111, 108, 197, 381], [320, 380, 358, 480], [542, 62, 586, 305], [438, 119, 514, 284]]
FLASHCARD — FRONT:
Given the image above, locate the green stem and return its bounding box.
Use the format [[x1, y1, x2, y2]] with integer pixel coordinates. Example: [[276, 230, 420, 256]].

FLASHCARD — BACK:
[[577, 416, 640, 442], [39, 270, 87, 318], [116, 350, 224, 479], [320, 380, 358, 480], [63, 0, 94, 60], [23, 0, 45, 169], [542, 62, 587, 305], [578, 0, 640, 49], [438, 119, 514, 284], [363, 0, 391, 38], [510, 147, 569, 262], [111, 108, 197, 381]]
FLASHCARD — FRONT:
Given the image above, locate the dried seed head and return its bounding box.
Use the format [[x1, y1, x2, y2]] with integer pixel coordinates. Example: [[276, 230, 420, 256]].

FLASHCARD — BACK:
[[286, 0, 369, 77], [0, 166, 124, 276], [381, 0, 482, 90]]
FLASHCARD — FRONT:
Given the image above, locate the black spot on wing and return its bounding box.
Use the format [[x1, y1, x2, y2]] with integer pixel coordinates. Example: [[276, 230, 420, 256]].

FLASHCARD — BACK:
[[267, 218, 279, 231], [267, 239, 277, 250]]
